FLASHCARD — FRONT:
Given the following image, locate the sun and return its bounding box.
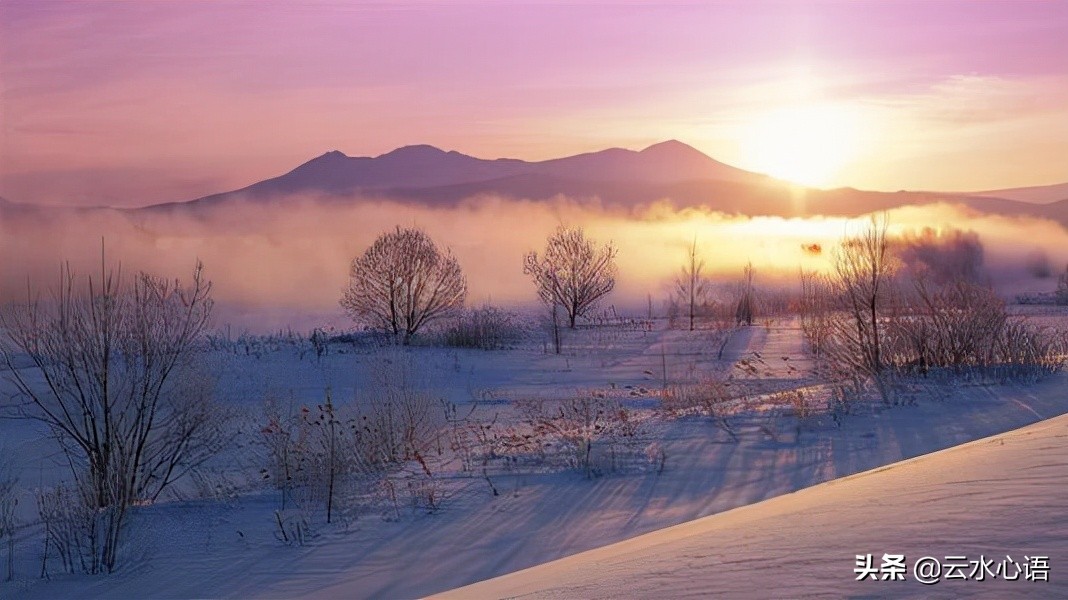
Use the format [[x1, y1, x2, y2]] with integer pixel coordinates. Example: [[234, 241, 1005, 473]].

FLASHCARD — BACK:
[[739, 102, 864, 187]]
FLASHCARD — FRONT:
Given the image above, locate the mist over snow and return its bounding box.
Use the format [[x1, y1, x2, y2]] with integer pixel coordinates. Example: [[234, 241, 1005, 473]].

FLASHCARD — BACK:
[[3, 194, 1067, 331]]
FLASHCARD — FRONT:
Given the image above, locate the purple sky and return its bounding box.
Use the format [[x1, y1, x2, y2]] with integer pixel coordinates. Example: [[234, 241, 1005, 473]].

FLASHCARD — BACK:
[[2, 1, 1067, 206]]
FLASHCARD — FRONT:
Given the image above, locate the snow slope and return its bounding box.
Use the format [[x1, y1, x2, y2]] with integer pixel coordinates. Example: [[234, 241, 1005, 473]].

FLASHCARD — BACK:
[[439, 413, 1068, 599], [1, 320, 1065, 599]]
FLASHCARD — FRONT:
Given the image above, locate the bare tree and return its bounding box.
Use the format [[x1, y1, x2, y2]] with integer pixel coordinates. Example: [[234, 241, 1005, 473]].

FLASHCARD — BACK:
[[675, 237, 711, 331], [833, 214, 892, 375], [0, 258, 223, 572], [823, 214, 896, 402], [523, 226, 617, 329], [735, 261, 755, 326], [341, 227, 467, 344]]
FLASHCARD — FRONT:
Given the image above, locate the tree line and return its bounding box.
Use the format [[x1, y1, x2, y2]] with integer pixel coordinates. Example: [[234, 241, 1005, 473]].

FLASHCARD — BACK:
[[341, 224, 619, 349]]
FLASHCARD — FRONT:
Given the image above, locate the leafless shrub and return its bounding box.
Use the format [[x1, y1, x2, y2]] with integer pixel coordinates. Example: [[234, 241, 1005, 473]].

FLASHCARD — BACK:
[[660, 378, 741, 442], [772, 388, 822, 439], [511, 394, 642, 478], [259, 398, 308, 512], [448, 410, 505, 496], [644, 442, 667, 474], [666, 294, 723, 331], [399, 462, 444, 513], [799, 270, 834, 360], [441, 305, 525, 350], [887, 277, 1065, 380], [805, 217, 1059, 404], [781, 388, 818, 420], [0, 460, 16, 582], [259, 354, 458, 531], [35, 482, 119, 576], [351, 353, 448, 468], [341, 226, 467, 344], [206, 328, 314, 358], [184, 470, 242, 505], [273, 509, 311, 546], [358, 355, 457, 512], [309, 327, 330, 361], [260, 391, 377, 525], [1, 258, 222, 573], [368, 442, 451, 518], [822, 213, 897, 403], [991, 319, 1066, 379]]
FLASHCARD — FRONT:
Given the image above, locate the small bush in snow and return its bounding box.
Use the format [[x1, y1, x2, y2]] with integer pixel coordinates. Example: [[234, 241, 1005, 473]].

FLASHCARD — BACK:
[[35, 482, 121, 576], [260, 353, 456, 529], [511, 394, 643, 478], [886, 278, 1066, 380], [440, 305, 525, 350], [261, 392, 375, 524], [0, 462, 16, 581], [661, 378, 741, 442], [351, 353, 448, 468]]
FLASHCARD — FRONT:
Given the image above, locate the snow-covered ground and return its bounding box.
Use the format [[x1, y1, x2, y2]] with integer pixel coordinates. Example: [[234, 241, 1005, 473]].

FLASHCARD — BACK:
[[439, 411, 1068, 599], [0, 318, 1065, 599]]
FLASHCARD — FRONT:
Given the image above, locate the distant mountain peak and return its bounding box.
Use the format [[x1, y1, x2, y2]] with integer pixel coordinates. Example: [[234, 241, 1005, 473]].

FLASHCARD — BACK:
[[378, 144, 448, 160], [642, 139, 689, 151], [308, 149, 349, 163], [640, 139, 704, 156]]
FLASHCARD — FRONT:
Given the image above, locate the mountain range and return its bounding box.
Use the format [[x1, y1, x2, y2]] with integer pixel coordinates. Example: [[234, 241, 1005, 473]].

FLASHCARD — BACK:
[[3, 141, 1067, 226], [146, 140, 770, 209]]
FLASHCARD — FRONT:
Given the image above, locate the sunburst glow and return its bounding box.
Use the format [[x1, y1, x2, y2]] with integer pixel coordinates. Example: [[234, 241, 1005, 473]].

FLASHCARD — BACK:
[[740, 103, 867, 187]]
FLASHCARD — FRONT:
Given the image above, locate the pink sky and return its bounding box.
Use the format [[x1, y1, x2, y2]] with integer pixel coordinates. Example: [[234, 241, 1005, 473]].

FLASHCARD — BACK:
[[2, 1, 1067, 207]]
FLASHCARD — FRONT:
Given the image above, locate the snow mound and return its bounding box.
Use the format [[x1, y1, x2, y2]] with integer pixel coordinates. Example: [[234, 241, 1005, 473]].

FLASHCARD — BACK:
[[438, 413, 1068, 598]]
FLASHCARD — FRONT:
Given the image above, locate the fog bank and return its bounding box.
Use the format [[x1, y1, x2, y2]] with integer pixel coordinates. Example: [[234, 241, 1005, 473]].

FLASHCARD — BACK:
[[3, 195, 1066, 331]]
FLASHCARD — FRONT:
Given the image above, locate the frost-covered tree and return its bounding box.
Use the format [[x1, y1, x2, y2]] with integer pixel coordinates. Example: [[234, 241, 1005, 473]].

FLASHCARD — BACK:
[[735, 261, 755, 326], [830, 213, 894, 379], [341, 227, 467, 343], [675, 237, 711, 331], [523, 226, 617, 329], [818, 214, 900, 404], [0, 258, 224, 572]]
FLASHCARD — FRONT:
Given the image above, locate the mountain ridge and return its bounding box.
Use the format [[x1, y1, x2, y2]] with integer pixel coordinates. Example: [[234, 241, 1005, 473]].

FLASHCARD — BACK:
[[5, 142, 1065, 228], [144, 140, 771, 210]]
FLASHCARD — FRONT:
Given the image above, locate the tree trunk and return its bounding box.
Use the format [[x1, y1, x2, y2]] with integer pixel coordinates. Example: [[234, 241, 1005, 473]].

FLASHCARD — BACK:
[[552, 304, 561, 354]]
